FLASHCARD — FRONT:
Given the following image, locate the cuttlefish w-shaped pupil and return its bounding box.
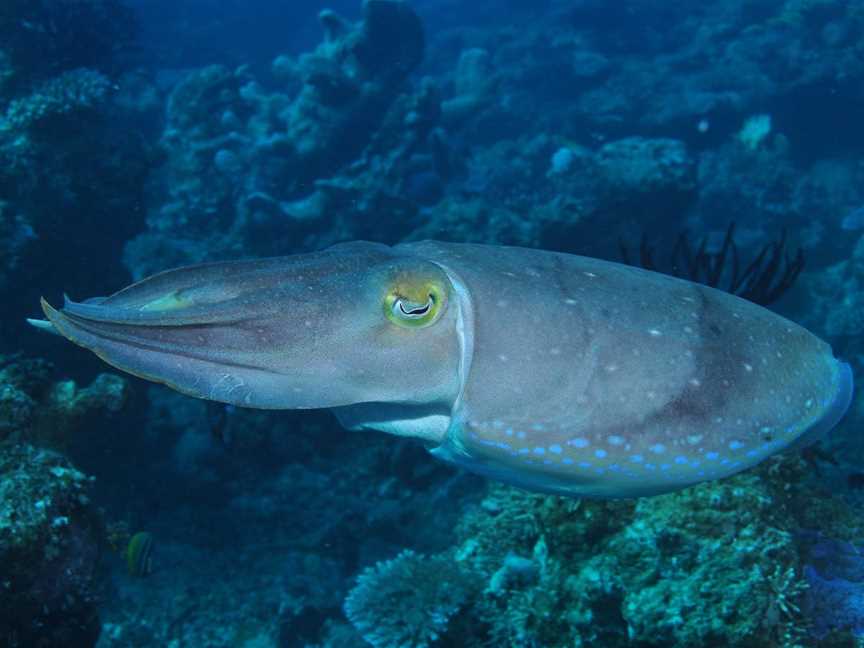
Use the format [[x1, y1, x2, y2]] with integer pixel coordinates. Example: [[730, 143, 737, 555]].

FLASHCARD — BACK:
[[399, 295, 433, 316]]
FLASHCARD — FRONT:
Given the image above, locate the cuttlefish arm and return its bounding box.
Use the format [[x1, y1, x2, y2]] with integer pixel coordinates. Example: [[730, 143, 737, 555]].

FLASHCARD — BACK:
[[37, 242, 465, 426], [34, 240, 853, 497]]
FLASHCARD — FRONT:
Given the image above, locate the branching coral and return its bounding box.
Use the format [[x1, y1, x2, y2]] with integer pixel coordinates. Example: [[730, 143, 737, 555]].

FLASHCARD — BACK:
[[5, 68, 110, 131]]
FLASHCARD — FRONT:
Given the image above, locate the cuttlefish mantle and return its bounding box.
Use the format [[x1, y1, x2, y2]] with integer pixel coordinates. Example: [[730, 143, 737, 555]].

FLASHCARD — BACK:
[[32, 241, 853, 498]]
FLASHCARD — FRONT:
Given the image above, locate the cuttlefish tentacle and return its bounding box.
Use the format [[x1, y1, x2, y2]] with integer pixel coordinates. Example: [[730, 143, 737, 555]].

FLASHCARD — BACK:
[[33, 241, 853, 498]]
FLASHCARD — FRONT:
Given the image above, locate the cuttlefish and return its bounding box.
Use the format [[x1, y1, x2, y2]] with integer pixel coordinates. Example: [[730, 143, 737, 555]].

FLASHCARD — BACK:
[[32, 241, 852, 497]]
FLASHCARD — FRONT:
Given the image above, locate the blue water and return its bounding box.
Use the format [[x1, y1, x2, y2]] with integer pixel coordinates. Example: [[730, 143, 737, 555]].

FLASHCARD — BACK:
[[1, 1, 864, 646]]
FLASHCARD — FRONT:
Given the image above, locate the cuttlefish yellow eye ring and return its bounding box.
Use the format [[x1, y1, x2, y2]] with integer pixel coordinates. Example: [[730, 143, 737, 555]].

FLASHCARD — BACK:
[[384, 280, 447, 328]]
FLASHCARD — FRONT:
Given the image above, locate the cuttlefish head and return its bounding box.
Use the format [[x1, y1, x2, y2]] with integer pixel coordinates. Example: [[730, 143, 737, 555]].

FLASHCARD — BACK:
[[37, 242, 465, 411]]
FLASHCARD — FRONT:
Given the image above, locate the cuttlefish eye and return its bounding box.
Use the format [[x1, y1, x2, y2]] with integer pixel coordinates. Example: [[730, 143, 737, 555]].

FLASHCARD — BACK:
[[384, 279, 447, 328]]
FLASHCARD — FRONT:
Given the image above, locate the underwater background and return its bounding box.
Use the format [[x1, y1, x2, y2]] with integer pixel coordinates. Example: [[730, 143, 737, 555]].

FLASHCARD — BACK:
[[2, 0, 864, 646]]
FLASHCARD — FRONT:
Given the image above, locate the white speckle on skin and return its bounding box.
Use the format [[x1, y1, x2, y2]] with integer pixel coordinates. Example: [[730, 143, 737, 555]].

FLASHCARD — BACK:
[[744, 363, 753, 372], [684, 326, 694, 334], [550, 347, 561, 355], [605, 364, 618, 373], [498, 354, 509, 362], [584, 272, 598, 278], [687, 434, 703, 445], [649, 329, 662, 337], [689, 378, 702, 387], [564, 298, 577, 305]]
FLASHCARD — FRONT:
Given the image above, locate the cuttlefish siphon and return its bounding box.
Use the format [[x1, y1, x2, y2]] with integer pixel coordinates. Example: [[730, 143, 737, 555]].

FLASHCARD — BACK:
[[32, 241, 853, 497]]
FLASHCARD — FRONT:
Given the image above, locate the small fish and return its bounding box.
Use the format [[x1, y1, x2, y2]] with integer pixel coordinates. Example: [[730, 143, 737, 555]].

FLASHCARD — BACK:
[[841, 206, 864, 231], [126, 531, 154, 577]]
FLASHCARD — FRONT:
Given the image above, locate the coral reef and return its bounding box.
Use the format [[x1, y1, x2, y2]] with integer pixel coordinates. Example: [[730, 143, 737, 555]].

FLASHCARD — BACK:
[[333, 455, 862, 648], [802, 534, 864, 639], [0, 354, 129, 450], [0, 355, 130, 646], [0, 443, 102, 647], [126, 0, 430, 278], [1, 0, 864, 646], [4, 68, 111, 132], [0, 0, 151, 353], [0, 0, 135, 88]]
